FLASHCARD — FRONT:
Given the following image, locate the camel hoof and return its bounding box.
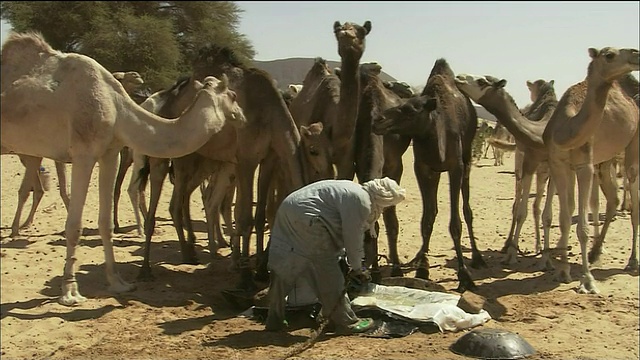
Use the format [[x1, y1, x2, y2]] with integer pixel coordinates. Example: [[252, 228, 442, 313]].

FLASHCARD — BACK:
[[390, 265, 404, 277], [9, 230, 20, 238], [456, 270, 477, 293], [19, 221, 33, 230], [108, 275, 136, 293], [239, 268, 257, 292], [371, 269, 382, 284], [577, 274, 599, 294], [588, 248, 603, 265], [553, 267, 572, 284], [624, 258, 639, 273], [470, 255, 488, 269], [538, 255, 555, 272], [415, 267, 429, 280], [136, 268, 156, 282], [501, 247, 518, 266], [181, 255, 200, 265], [59, 282, 87, 306]]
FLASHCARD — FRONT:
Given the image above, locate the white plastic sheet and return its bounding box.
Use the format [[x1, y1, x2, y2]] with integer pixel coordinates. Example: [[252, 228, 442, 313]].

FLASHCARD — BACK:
[[350, 284, 491, 332]]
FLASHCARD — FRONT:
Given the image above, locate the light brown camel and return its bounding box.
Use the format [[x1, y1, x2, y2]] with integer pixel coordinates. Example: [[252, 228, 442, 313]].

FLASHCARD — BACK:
[[486, 122, 516, 166], [0, 31, 246, 305], [373, 59, 485, 292], [7, 71, 143, 237], [191, 44, 309, 290], [455, 46, 639, 294], [124, 75, 243, 280]]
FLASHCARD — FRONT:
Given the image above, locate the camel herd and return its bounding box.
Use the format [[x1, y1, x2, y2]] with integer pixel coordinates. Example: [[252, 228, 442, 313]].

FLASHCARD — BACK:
[[1, 21, 638, 307]]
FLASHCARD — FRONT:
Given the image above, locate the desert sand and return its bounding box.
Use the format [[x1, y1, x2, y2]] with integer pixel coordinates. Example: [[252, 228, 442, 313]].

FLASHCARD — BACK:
[[1, 149, 638, 360]]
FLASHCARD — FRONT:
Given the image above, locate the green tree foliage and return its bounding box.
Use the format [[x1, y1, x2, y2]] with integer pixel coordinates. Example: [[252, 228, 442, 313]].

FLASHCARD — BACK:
[[1, 1, 255, 91]]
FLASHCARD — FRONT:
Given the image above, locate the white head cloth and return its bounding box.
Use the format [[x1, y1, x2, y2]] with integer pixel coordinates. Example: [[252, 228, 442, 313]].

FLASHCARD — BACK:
[[361, 177, 406, 236]]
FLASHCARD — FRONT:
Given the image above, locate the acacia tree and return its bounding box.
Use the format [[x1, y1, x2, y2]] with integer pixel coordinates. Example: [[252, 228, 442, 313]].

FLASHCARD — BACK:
[[1, 1, 255, 91]]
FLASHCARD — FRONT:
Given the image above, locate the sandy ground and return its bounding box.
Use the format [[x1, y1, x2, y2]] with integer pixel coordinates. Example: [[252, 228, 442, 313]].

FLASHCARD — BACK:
[[1, 150, 638, 360]]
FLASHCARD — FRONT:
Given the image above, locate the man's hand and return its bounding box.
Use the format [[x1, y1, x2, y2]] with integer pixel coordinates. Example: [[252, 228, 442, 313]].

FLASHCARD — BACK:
[[347, 267, 372, 286]]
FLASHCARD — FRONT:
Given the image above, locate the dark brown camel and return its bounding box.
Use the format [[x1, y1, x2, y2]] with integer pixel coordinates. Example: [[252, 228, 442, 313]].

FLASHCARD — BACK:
[[372, 59, 486, 292], [192, 44, 309, 290], [351, 62, 412, 281]]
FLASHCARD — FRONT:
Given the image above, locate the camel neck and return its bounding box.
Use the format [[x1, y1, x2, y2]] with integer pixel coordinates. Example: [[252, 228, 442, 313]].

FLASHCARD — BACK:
[[113, 91, 224, 159], [480, 91, 545, 150], [334, 57, 361, 148], [551, 80, 612, 150]]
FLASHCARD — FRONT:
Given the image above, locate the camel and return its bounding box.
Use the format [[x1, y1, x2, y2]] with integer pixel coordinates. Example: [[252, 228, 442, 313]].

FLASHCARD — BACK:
[[122, 75, 242, 280], [455, 46, 639, 294], [486, 122, 516, 166], [332, 21, 372, 180], [0, 31, 246, 305], [7, 70, 144, 237], [191, 44, 311, 290], [349, 62, 412, 280], [372, 59, 486, 292]]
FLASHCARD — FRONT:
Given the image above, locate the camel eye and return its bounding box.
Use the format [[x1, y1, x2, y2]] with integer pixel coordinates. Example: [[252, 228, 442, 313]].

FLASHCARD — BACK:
[[309, 147, 319, 156], [605, 52, 615, 60]]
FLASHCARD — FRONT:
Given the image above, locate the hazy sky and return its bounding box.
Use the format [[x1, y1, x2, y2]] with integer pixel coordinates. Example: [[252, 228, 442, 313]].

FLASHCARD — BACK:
[[2, 1, 638, 106]]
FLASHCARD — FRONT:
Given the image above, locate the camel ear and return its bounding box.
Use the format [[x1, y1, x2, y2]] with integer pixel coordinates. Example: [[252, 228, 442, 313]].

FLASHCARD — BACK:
[[588, 48, 599, 59], [549, 80, 555, 86], [308, 122, 324, 134], [299, 125, 311, 137], [112, 72, 125, 80], [216, 73, 229, 91], [383, 81, 392, 89], [289, 84, 299, 94], [526, 80, 533, 88], [363, 21, 372, 35], [333, 21, 341, 32], [423, 98, 437, 112], [496, 79, 507, 88]]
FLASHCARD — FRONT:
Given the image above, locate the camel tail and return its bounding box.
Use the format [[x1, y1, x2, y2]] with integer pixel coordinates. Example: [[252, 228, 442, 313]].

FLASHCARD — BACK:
[[487, 137, 517, 151]]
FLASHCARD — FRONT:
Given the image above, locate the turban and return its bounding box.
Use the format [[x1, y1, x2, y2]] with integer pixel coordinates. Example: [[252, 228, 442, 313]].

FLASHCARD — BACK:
[[361, 177, 406, 236]]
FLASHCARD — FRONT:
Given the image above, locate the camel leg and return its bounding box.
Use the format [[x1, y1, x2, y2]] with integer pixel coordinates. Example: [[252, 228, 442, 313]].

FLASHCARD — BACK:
[[503, 159, 538, 265], [254, 152, 278, 282], [334, 143, 356, 181], [221, 181, 235, 237], [127, 152, 147, 236], [11, 156, 41, 236], [532, 162, 550, 254], [462, 160, 486, 269], [575, 163, 598, 294], [113, 147, 133, 233], [55, 161, 70, 210], [449, 166, 476, 292], [382, 180, 404, 277], [549, 161, 573, 284], [138, 159, 170, 281], [168, 155, 200, 265], [411, 162, 440, 281], [97, 150, 136, 295], [589, 160, 619, 265], [59, 157, 95, 306], [202, 163, 235, 258], [200, 181, 215, 247], [502, 150, 525, 253], [589, 166, 602, 243], [623, 134, 639, 272], [234, 159, 259, 291], [540, 175, 556, 271]]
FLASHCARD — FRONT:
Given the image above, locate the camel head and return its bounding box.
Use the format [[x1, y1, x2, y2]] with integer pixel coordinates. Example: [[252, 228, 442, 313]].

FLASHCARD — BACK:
[[587, 47, 640, 83], [361, 62, 382, 76], [372, 95, 438, 136], [333, 20, 372, 59], [299, 122, 334, 182], [526, 79, 554, 103], [200, 74, 246, 128], [112, 71, 144, 94], [454, 73, 507, 104]]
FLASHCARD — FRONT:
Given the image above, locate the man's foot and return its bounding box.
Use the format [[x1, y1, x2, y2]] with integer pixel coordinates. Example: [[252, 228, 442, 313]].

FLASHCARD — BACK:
[[343, 318, 376, 334]]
